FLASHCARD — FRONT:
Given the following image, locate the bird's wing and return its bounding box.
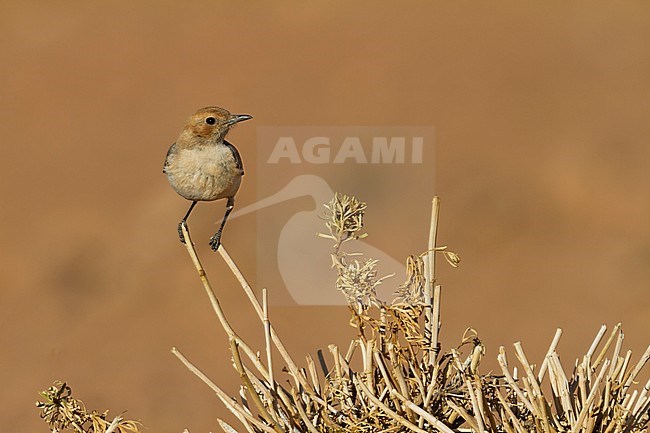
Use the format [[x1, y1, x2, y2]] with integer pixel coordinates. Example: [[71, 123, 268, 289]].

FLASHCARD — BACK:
[[163, 143, 177, 174], [224, 140, 244, 175]]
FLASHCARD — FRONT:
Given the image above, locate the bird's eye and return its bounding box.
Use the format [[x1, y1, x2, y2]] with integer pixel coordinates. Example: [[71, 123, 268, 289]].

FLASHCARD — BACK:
[[205, 117, 216, 125]]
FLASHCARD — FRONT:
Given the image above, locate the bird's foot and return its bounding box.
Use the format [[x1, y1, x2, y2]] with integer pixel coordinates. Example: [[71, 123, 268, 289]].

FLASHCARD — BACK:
[[178, 221, 188, 244], [209, 232, 223, 252]]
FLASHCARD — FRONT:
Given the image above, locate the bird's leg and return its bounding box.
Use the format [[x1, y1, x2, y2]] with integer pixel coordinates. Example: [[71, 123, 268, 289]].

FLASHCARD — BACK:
[[178, 201, 198, 244], [209, 197, 235, 251]]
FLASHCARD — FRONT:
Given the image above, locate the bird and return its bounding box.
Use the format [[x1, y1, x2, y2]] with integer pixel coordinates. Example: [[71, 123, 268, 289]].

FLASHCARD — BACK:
[[163, 106, 252, 251]]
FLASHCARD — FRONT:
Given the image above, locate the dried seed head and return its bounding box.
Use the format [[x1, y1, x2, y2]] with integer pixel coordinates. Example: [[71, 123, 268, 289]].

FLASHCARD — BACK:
[[336, 258, 385, 311], [443, 250, 461, 267], [319, 193, 367, 242], [393, 255, 426, 305]]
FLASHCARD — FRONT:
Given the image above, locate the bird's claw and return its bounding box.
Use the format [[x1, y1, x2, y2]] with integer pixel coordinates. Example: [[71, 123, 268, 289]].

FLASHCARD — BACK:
[[209, 232, 222, 252], [178, 221, 188, 244]]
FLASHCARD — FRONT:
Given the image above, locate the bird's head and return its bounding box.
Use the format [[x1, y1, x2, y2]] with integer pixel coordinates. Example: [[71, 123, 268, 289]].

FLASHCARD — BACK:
[[183, 106, 252, 144]]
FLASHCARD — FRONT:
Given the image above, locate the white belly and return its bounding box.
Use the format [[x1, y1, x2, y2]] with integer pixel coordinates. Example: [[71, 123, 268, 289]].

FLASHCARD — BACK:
[[166, 145, 243, 201]]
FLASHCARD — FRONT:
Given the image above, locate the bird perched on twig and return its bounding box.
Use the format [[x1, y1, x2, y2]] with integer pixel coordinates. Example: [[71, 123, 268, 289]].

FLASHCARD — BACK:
[[163, 106, 252, 251]]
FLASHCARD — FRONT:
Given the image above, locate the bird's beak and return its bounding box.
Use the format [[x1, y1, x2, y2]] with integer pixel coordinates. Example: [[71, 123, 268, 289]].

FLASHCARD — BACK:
[[226, 114, 253, 126]]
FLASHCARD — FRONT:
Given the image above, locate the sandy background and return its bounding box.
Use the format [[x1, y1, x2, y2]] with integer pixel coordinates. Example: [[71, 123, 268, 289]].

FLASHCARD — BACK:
[[1, 2, 649, 432]]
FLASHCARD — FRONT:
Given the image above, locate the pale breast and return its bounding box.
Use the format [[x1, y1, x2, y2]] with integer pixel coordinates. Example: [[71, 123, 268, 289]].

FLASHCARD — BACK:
[[165, 144, 243, 201]]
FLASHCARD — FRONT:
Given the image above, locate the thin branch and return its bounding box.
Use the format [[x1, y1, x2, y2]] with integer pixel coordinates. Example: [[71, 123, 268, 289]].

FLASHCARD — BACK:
[[172, 347, 276, 433], [354, 377, 429, 433], [218, 246, 313, 393], [538, 328, 563, 382], [426, 197, 441, 362], [262, 288, 274, 391]]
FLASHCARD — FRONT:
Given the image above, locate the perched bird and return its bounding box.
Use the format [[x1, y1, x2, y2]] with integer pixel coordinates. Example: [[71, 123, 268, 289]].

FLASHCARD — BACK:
[[163, 106, 252, 251]]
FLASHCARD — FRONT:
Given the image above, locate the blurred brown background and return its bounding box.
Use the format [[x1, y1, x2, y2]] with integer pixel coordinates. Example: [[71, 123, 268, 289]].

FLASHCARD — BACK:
[[1, 2, 649, 432]]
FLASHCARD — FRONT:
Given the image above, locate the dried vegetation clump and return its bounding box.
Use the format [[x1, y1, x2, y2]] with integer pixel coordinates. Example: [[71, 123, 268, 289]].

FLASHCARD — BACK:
[[39, 194, 650, 433], [171, 193, 650, 433], [36, 381, 142, 433]]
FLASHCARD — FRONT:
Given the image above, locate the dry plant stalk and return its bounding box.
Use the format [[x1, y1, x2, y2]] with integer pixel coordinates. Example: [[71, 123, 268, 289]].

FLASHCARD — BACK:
[[36, 381, 142, 433], [173, 194, 650, 433]]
